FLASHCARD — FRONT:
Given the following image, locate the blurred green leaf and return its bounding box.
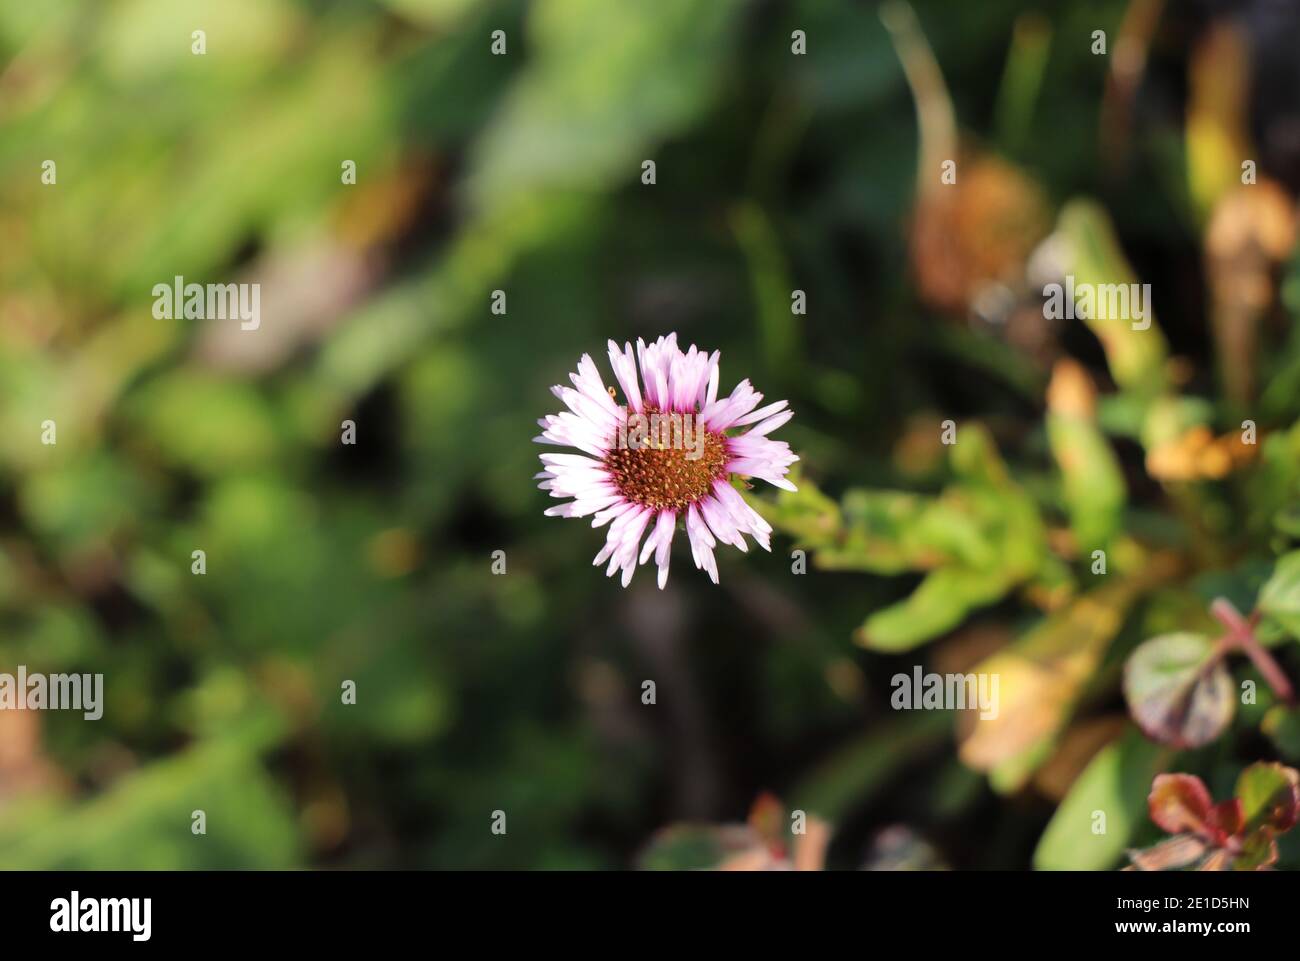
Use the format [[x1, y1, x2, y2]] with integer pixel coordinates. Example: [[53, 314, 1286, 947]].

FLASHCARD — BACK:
[[1049, 410, 1126, 547], [761, 426, 1047, 651], [1258, 551, 1300, 641], [856, 566, 1010, 652], [1263, 705, 1300, 760], [1055, 201, 1170, 400], [0, 720, 297, 870], [1033, 728, 1165, 870], [1235, 762, 1300, 834]]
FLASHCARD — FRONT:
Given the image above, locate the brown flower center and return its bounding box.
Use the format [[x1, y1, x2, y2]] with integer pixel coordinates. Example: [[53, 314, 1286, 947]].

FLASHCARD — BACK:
[[604, 408, 728, 511]]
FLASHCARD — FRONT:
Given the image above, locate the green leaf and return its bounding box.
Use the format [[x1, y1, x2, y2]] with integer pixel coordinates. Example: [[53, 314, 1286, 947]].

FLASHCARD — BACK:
[[829, 489, 944, 573], [1055, 201, 1170, 398], [948, 423, 1012, 489], [1262, 705, 1300, 760], [467, 0, 744, 212], [1033, 728, 1165, 870], [1047, 411, 1125, 551], [1232, 829, 1279, 871], [753, 473, 842, 551], [1258, 551, 1300, 641], [0, 720, 297, 869], [125, 373, 283, 477], [855, 566, 1009, 652], [761, 425, 1047, 652], [1123, 632, 1234, 748], [1234, 762, 1300, 834]]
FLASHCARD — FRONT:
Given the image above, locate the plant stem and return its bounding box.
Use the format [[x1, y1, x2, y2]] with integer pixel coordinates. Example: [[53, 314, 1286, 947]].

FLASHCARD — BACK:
[[1211, 597, 1295, 706]]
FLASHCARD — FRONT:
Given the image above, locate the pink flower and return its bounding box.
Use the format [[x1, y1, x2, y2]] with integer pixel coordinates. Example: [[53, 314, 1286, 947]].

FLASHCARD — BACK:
[[535, 334, 798, 588]]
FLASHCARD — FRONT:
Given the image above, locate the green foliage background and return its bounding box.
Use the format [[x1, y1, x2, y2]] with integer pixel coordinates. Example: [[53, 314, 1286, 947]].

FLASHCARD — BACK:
[[0, 0, 1297, 869]]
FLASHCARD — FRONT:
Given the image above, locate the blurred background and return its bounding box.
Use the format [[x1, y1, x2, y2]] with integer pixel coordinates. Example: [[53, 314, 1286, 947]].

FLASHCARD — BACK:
[[1, 0, 1299, 870]]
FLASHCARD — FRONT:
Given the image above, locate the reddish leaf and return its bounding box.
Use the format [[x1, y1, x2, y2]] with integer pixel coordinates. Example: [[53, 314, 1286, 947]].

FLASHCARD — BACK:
[[1124, 633, 1233, 748], [746, 792, 786, 855], [1148, 773, 1214, 836], [1205, 799, 1244, 843], [1137, 764, 1300, 872]]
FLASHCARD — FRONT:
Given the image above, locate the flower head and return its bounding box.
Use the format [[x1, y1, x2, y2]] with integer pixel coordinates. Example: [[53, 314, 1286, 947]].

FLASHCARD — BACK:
[[535, 334, 798, 588]]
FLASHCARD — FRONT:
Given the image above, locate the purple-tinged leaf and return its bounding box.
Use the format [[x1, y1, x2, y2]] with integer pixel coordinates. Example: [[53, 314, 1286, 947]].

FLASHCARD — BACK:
[[1123, 632, 1233, 747]]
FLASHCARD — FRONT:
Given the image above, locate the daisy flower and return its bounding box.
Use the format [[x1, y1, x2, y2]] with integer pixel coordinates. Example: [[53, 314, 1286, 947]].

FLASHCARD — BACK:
[[535, 334, 798, 588]]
